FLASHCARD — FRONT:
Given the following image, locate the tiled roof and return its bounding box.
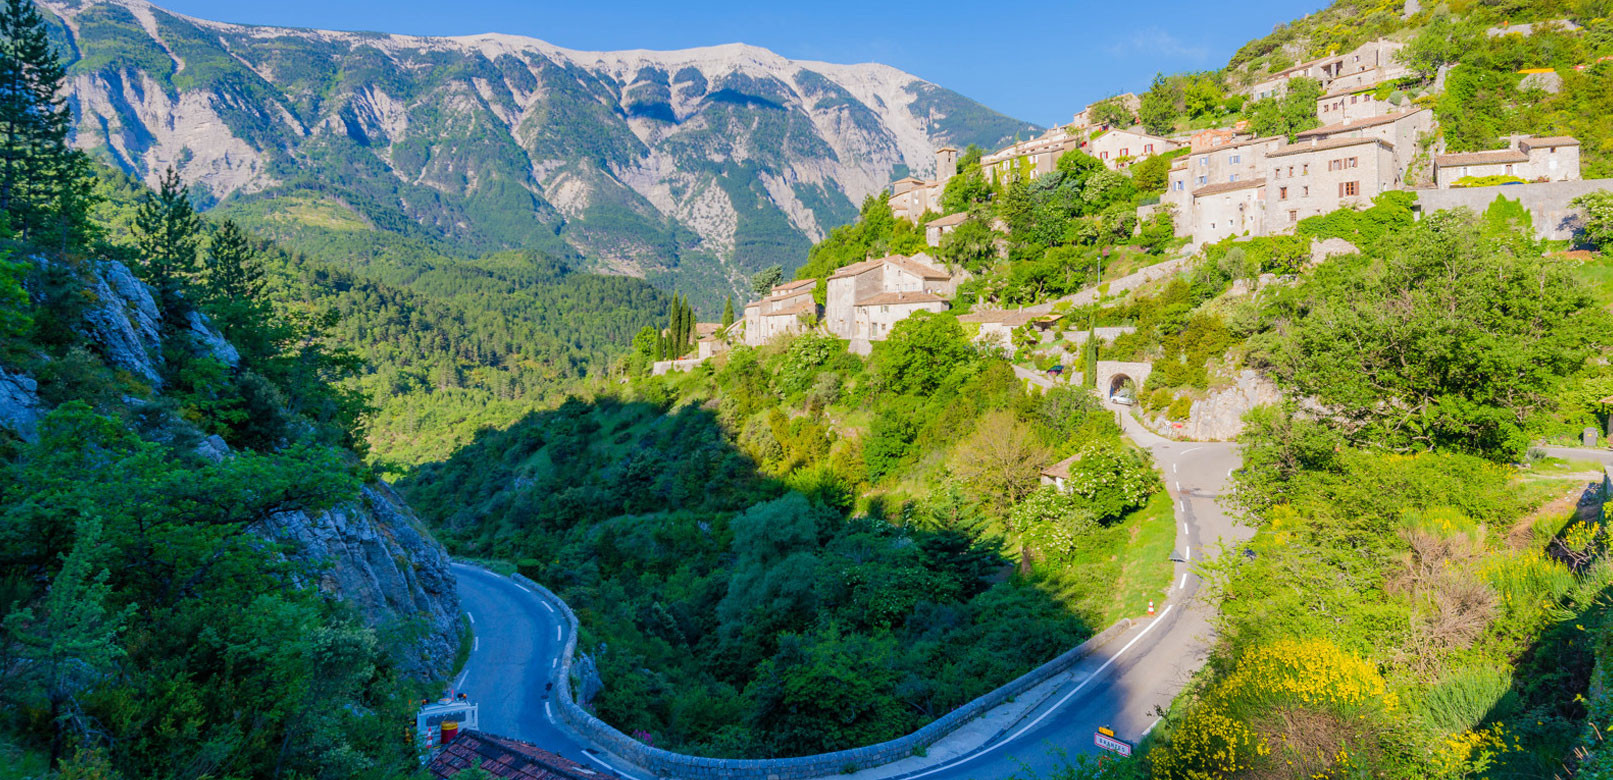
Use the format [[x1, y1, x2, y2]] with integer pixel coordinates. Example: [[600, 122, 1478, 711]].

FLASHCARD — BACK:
[[1296, 109, 1426, 139], [1319, 76, 1391, 100], [1521, 136, 1580, 149], [885, 256, 951, 281], [1435, 149, 1529, 166], [427, 731, 599, 780], [1192, 177, 1267, 198], [762, 301, 816, 317], [1269, 136, 1391, 158], [1041, 454, 1081, 480], [1191, 134, 1280, 155], [828, 257, 887, 280], [855, 291, 945, 306], [771, 278, 817, 293], [926, 212, 970, 228]]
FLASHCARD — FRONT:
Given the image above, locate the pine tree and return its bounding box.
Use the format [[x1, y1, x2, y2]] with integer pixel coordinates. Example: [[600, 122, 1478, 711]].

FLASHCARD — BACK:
[[0, 0, 92, 246], [133, 167, 203, 318], [721, 296, 734, 330], [205, 219, 263, 302]]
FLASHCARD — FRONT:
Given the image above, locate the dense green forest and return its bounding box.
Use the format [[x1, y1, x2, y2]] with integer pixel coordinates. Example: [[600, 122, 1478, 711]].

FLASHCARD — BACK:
[[404, 313, 1173, 757], [0, 1, 436, 775]]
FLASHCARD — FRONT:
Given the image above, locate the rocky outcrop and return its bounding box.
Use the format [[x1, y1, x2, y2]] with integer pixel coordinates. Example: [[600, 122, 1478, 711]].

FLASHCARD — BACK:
[[79, 259, 164, 387], [261, 483, 461, 679], [9, 255, 460, 681], [1145, 370, 1284, 441], [0, 367, 41, 441], [187, 309, 240, 367]]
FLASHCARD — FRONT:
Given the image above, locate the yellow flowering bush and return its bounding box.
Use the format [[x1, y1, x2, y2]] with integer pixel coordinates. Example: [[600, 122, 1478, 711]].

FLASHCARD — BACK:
[[1152, 638, 1397, 779]]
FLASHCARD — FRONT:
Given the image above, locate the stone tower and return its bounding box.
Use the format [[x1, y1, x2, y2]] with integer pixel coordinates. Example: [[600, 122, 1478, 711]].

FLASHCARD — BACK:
[[936, 146, 958, 182]]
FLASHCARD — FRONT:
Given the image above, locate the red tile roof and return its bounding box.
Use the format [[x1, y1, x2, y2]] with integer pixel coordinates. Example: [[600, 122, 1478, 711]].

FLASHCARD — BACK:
[[855, 291, 945, 306], [1520, 136, 1580, 149], [1268, 136, 1392, 158], [1295, 108, 1426, 139], [1191, 177, 1267, 197], [1435, 148, 1529, 166], [427, 731, 605, 780], [926, 212, 970, 228]]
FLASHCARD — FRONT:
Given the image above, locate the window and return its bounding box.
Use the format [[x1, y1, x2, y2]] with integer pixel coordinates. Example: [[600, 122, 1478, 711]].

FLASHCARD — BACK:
[[1100, 151, 1109, 159], [1340, 181, 1359, 196], [1120, 148, 1129, 157], [1280, 186, 1289, 200], [1288, 166, 1295, 177], [1197, 175, 1207, 185], [1231, 153, 1241, 164], [1173, 181, 1184, 191], [1144, 144, 1154, 153], [1289, 210, 1299, 223], [1348, 157, 1358, 168], [1303, 186, 1309, 196], [1302, 164, 1310, 175], [1329, 159, 1341, 172], [1351, 95, 1358, 104], [1504, 164, 1513, 175], [1200, 157, 1208, 167]]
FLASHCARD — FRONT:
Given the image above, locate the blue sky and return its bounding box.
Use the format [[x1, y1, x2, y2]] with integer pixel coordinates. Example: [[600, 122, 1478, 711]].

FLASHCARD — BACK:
[[158, 0, 1327, 127]]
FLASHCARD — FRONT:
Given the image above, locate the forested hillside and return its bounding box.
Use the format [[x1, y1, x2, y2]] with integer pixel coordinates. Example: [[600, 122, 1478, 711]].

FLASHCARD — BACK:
[[0, 2, 452, 773], [405, 315, 1173, 758]]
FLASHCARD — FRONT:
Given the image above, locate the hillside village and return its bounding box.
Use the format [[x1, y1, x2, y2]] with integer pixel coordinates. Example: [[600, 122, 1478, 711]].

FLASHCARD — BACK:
[[650, 14, 1609, 433]]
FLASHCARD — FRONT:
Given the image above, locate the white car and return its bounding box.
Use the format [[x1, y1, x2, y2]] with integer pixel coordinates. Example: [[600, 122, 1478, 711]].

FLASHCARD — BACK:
[[1112, 390, 1136, 406]]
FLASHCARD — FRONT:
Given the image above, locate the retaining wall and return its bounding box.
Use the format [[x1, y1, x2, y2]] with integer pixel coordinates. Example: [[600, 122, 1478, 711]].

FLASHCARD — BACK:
[[1414, 178, 1613, 240], [503, 570, 1134, 780]]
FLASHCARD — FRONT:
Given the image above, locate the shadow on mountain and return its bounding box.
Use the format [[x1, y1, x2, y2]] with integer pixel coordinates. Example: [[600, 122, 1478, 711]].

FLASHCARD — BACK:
[[398, 395, 1098, 759]]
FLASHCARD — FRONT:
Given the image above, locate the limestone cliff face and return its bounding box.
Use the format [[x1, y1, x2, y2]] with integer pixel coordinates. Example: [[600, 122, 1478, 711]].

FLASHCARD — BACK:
[[4, 257, 459, 680], [260, 483, 461, 678]]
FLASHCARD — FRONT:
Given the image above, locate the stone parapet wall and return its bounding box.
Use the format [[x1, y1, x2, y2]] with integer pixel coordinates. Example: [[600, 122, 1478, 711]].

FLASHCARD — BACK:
[[1415, 179, 1612, 240], [501, 569, 1133, 780]]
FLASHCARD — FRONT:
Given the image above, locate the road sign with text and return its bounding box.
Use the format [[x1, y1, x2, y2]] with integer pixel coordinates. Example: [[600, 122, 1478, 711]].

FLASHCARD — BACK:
[[1094, 732, 1133, 757]]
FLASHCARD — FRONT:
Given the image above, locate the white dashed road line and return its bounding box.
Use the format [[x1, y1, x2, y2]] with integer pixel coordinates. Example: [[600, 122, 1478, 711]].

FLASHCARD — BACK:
[[904, 605, 1177, 780]]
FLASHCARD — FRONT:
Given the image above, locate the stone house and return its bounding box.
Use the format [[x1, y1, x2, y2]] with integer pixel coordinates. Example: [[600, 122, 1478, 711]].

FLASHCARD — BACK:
[[743, 278, 819, 346], [957, 308, 1041, 350], [1040, 454, 1080, 491], [982, 129, 1085, 183], [926, 212, 969, 246], [1264, 136, 1399, 230], [889, 147, 959, 222], [1192, 178, 1268, 242], [1241, 39, 1408, 99], [1433, 136, 1581, 187], [1315, 83, 1399, 124], [1085, 127, 1179, 170], [1294, 108, 1432, 181], [853, 291, 948, 343], [1164, 135, 1282, 236], [825, 253, 955, 341]]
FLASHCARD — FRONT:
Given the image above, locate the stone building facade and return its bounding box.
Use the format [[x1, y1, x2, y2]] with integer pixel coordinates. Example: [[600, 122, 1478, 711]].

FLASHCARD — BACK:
[[743, 278, 818, 346], [1265, 136, 1399, 230], [1433, 136, 1581, 187], [825, 253, 955, 342], [889, 147, 959, 222]]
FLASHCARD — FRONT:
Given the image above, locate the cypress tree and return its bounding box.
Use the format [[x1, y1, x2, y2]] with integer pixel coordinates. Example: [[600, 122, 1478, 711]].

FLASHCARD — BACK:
[[721, 296, 734, 329], [205, 219, 263, 302]]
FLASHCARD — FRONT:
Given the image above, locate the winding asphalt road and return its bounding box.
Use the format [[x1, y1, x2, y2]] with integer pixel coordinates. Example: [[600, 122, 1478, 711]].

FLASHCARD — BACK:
[[451, 406, 1248, 779]]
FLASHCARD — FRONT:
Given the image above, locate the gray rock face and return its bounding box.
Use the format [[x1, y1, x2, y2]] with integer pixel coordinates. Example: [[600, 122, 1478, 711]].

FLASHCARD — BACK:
[[79, 259, 164, 387], [186, 309, 241, 367], [260, 483, 461, 679], [1144, 370, 1284, 441], [0, 367, 41, 441]]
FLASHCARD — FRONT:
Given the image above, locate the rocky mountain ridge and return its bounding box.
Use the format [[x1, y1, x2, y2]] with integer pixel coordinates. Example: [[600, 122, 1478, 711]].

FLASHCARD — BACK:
[[41, 0, 1038, 302]]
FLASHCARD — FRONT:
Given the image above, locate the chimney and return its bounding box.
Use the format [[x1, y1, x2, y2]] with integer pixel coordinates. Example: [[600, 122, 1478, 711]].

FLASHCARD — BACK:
[[936, 147, 958, 183]]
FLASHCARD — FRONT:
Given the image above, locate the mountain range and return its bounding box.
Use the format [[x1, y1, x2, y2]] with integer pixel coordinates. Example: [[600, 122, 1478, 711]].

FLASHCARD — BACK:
[[41, 0, 1038, 307]]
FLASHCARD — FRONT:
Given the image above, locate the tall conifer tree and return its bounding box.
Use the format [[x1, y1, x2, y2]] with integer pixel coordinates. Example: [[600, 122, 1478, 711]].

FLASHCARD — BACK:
[[133, 167, 203, 318], [0, 0, 92, 246]]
